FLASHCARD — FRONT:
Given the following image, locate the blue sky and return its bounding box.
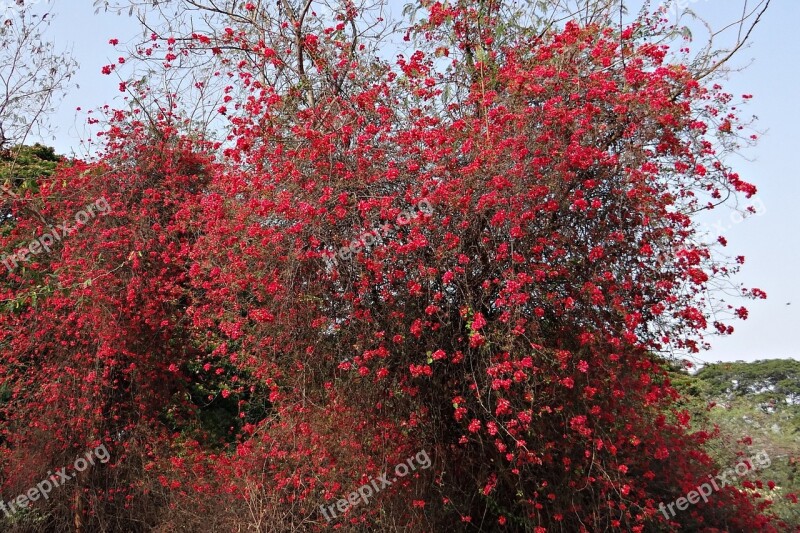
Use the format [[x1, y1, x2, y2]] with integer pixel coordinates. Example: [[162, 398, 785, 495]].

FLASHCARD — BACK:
[[662, 0, 800, 365], [25, 0, 799, 364]]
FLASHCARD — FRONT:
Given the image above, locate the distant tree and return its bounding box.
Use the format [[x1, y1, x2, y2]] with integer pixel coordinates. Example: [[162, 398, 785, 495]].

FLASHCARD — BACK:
[[0, 1, 77, 232], [0, 1, 77, 150], [0, 143, 60, 191], [0, 143, 61, 230], [697, 359, 800, 404]]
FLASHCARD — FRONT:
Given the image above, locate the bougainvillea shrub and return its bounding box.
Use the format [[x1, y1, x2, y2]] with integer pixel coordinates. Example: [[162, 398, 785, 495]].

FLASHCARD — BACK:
[[0, 1, 792, 531]]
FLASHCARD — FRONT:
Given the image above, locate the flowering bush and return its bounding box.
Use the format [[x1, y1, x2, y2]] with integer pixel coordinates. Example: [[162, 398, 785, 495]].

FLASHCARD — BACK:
[[0, 0, 791, 531]]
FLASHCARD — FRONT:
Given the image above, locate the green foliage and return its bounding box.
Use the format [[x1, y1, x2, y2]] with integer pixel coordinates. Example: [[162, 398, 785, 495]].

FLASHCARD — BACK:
[[696, 359, 800, 404], [1, 144, 62, 234], [0, 143, 61, 194], [671, 359, 800, 528]]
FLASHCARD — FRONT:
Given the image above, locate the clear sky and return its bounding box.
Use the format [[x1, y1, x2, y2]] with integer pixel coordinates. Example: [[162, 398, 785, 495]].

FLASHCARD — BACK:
[[657, 0, 800, 365], [24, 0, 799, 365]]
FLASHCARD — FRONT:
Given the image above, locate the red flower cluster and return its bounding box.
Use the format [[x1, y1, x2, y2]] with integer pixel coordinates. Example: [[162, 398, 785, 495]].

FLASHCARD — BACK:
[[0, 1, 787, 531]]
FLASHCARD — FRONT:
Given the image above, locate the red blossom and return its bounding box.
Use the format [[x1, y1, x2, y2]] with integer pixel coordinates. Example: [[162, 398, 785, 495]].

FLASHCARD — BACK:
[[0, 4, 778, 532]]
